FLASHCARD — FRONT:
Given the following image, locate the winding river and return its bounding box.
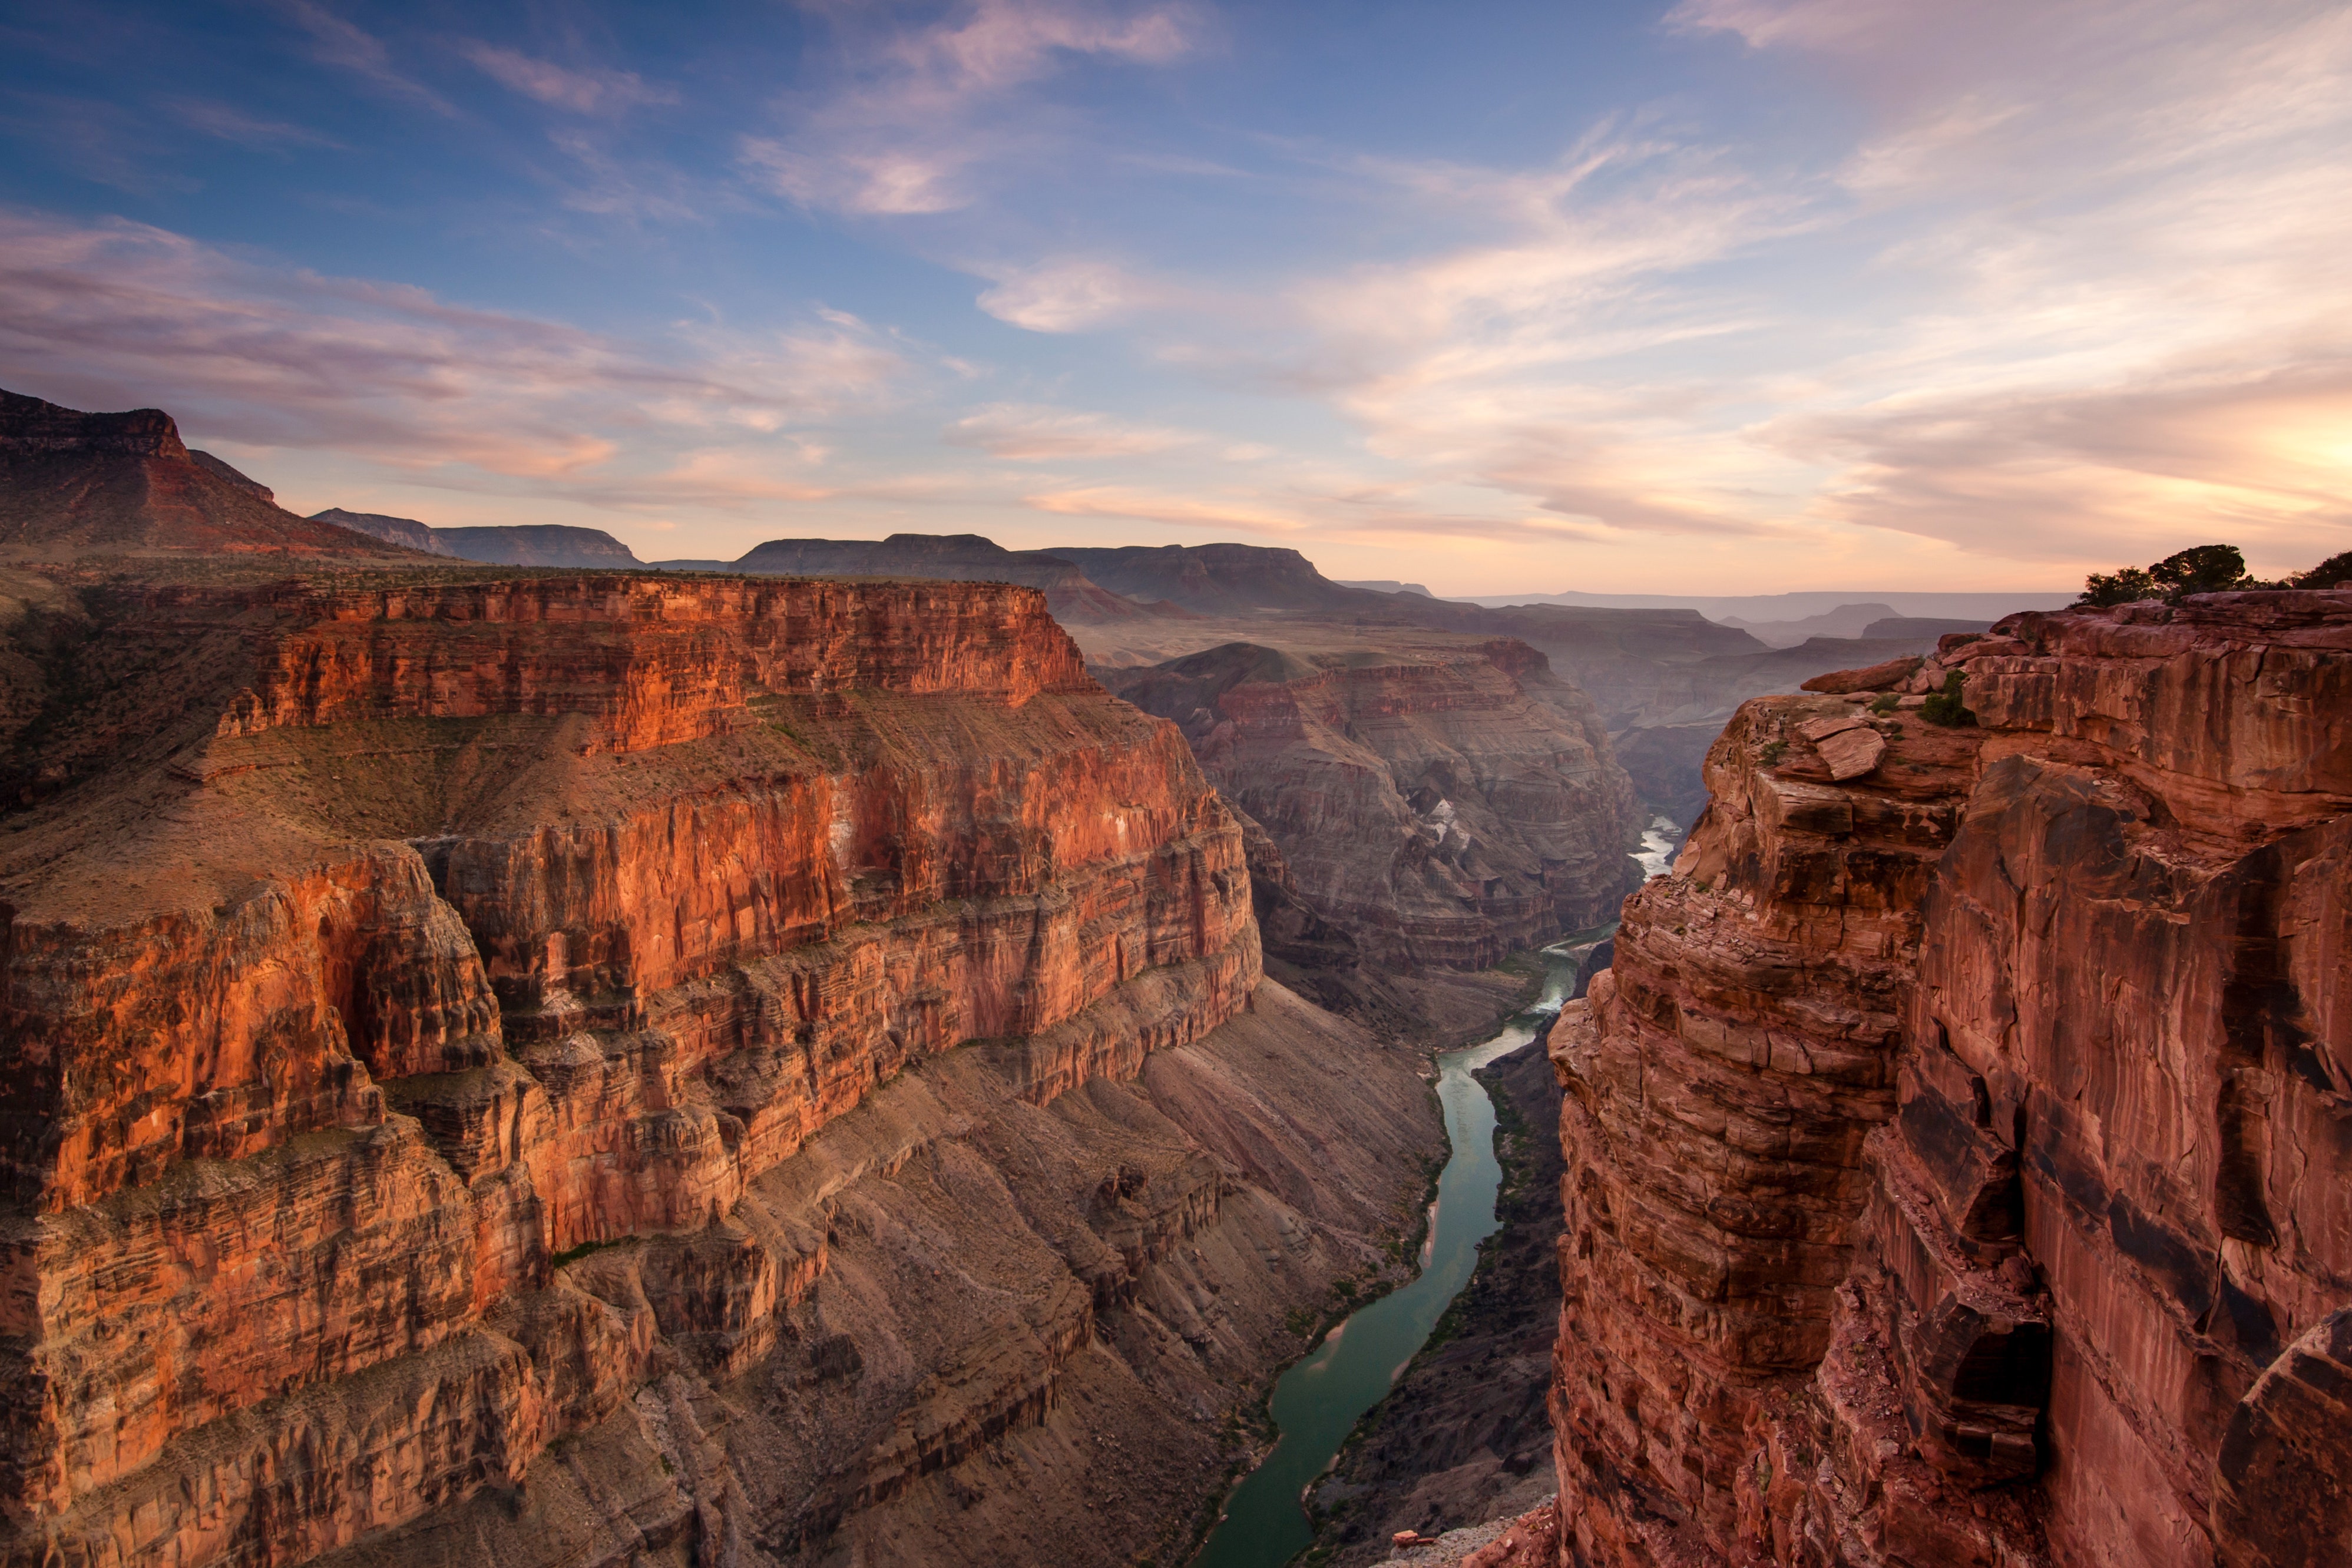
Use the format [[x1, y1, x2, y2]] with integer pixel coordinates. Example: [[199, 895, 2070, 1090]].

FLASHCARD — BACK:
[[1186, 951, 1586, 1568]]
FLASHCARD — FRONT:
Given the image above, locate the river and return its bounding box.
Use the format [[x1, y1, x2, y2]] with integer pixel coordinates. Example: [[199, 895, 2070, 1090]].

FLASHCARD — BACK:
[[1186, 952, 1582, 1568]]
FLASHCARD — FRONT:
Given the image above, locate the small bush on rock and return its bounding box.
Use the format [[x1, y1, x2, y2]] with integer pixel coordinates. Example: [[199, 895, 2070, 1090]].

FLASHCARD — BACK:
[[1921, 671, 1974, 727]]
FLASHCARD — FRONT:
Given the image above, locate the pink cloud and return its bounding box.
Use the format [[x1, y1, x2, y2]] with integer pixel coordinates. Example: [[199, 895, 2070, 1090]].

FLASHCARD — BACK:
[[0, 210, 905, 481]]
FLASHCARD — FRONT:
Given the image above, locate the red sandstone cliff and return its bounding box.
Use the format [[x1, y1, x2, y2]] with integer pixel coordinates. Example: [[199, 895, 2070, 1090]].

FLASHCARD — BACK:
[[1107, 634, 1642, 972], [1545, 592, 2352, 1567], [0, 570, 1410, 1567]]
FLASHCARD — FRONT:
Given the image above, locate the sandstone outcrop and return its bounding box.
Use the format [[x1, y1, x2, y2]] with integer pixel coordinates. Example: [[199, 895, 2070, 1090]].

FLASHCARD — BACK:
[[0, 567, 1382, 1567], [1544, 590, 2352, 1567], [1107, 634, 1642, 971]]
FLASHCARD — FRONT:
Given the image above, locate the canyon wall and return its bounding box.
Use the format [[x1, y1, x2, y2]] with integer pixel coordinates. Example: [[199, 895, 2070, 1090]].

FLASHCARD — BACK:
[[0, 571, 1424, 1568], [1545, 593, 2352, 1567], [1107, 635, 1642, 974]]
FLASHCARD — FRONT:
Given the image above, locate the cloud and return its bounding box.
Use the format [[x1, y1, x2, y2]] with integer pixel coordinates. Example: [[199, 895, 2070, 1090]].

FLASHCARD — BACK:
[[462, 44, 677, 116], [279, 1, 456, 116], [0, 210, 906, 481], [742, 0, 1199, 216], [169, 99, 346, 151], [945, 402, 1195, 458], [1771, 361, 2352, 567], [1027, 484, 1311, 535], [974, 258, 1162, 331], [1146, 0, 2352, 571]]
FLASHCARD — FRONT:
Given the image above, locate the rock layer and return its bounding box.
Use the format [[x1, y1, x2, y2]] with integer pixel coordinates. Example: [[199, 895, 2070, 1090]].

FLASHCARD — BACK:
[[0, 571, 1286, 1566], [1107, 635, 1642, 972], [1544, 591, 2352, 1567]]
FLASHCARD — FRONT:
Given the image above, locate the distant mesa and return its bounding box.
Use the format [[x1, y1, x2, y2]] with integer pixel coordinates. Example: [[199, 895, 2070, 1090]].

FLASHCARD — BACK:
[[1712, 601, 1900, 647], [1334, 578, 1434, 597], [309, 507, 452, 557], [1859, 614, 1994, 641], [1042, 542, 1417, 618], [0, 388, 423, 563], [654, 532, 1169, 624], [310, 509, 639, 567], [434, 524, 639, 567]]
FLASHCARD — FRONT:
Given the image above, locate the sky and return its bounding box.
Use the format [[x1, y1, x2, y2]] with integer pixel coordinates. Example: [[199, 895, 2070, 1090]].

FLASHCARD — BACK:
[[1, 1, 2347, 595]]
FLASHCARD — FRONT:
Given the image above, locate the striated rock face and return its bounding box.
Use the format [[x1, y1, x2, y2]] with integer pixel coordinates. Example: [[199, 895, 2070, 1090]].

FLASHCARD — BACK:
[[1544, 591, 2352, 1567], [0, 570, 1299, 1567], [1107, 636, 1642, 971]]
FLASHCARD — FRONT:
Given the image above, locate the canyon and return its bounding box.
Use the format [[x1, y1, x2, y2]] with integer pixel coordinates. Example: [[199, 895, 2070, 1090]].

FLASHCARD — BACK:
[[0, 392, 1470, 1568], [1544, 592, 2352, 1567], [22, 384, 2340, 1568]]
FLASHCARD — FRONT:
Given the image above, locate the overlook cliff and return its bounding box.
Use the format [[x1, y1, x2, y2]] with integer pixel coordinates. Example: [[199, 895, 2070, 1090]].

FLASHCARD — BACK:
[[1544, 592, 2352, 1567], [0, 568, 1440, 1567]]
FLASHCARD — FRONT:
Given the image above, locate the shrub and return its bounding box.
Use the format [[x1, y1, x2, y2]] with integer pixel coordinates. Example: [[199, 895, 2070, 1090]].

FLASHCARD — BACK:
[[2079, 542, 2258, 606], [2078, 565, 2156, 607], [1921, 671, 1974, 727], [2291, 550, 2352, 590], [2149, 544, 2255, 599]]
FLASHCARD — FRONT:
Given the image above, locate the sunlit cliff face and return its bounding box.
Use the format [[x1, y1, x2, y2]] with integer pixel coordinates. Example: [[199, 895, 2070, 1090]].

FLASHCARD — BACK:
[[1, 0, 2346, 591]]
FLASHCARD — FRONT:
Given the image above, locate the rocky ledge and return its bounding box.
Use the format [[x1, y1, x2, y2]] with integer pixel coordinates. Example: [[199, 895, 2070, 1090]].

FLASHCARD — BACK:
[[1544, 591, 2351, 1567]]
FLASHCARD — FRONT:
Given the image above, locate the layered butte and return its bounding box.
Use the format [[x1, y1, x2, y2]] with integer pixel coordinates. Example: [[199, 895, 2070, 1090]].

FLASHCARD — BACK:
[[1107, 634, 1641, 973], [1544, 592, 2352, 1567], [0, 572, 1310, 1566]]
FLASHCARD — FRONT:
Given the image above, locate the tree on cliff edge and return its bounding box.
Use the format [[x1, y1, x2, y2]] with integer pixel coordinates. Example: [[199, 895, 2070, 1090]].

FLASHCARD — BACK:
[[2080, 544, 2352, 606]]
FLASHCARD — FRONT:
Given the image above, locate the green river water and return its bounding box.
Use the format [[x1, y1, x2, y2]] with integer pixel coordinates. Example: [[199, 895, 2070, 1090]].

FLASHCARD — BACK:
[[1184, 948, 1589, 1568], [1185, 814, 1682, 1568]]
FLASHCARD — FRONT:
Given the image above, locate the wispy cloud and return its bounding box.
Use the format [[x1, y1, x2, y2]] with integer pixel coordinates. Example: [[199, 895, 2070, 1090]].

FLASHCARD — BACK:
[[1129, 0, 2352, 570], [974, 257, 1165, 331], [742, 0, 1198, 216], [168, 98, 346, 152], [461, 44, 676, 116], [0, 210, 905, 480], [946, 402, 1195, 458], [1027, 484, 1311, 535], [279, 1, 457, 116]]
